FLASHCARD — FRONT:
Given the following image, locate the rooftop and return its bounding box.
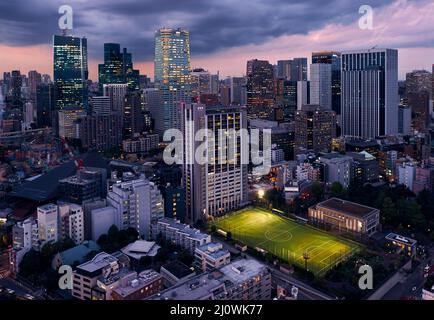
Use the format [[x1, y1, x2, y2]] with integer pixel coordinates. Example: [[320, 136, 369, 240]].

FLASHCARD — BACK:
[[113, 270, 162, 298], [152, 257, 268, 300], [158, 218, 210, 241], [57, 241, 100, 266], [196, 242, 230, 260], [316, 198, 378, 218], [76, 252, 118, 274], [9, 152, 109, 202], [161, 261, 195, 280], [121, 240, 160, 259]]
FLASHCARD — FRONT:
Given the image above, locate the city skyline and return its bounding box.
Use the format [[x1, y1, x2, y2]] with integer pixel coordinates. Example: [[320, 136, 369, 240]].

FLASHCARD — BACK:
[[1, 0, 434, 79]]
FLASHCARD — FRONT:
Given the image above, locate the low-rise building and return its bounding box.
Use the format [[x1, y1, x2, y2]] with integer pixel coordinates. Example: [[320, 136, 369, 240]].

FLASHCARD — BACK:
[[308, 198, 380, 236], [120, 240, 160, 262], [194, 242, 231, 272], [160, 261, 196, 287], [111, 269, 164, 300], [151, 257, 271, 300], [52, 240, 100, 270], [72, 251, 130, 300], [122, 134, 159, 154], [156, 218, 211, 254]]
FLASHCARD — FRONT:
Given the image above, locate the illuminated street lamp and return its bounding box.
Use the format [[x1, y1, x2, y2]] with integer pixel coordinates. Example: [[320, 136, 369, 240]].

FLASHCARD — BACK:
[[257, 189, 265, 199]]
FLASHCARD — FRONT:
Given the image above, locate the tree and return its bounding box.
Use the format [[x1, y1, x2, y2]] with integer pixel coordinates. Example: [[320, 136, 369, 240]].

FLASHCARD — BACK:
[[210, 225, 217, 233], [330, 182, 345, 198], [381, 197, 396, 225], [310, 182, 325, 202], [108, 225, 119, 241], [226, 231, 232, 241], [265, 189, 285, 209], [19, 250, 45, 281]]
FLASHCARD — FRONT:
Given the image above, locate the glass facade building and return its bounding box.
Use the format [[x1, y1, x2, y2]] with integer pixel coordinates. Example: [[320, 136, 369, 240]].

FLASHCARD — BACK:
[[154, 28, 191, 134], [312, 51, 341, 114], [53, 35, 88, 112], [98, 43, 140, 93]]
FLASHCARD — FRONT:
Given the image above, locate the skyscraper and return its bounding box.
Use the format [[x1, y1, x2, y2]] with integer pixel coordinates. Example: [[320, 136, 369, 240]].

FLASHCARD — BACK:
[[406, 69, 432, 132], [11, 70, 22, 110], [294, 105, 336, 155], [310, 63, 332, 110], [36, 83, 55, 128], [154, 28, 191, 135], [312, 51, 341, 114], [53, 35, 88, 112], [98, 43, 140, 93], [290, 58, 308, 82], [181, 103, 248, 224], [341, 48, 398, 139], [277, 60, 292, 80], [28, 70, 42, 103], [103, 83, 128, 114], [246, 59, 275, 119], [229, 77, 247, 105], [274, 79, 297, 120]]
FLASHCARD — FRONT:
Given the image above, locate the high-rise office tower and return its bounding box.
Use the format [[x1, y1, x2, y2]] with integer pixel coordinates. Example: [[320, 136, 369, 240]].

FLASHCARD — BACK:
[[181, 104, 248, 224], [294, 104, 336, 155], [11, 70, 22, 110], [77, 113, 122, 151], [36, 83, 55, 128], [103, 83, 128, 114], [312, 51, 341, 114], [191, 68, 212, 99], [53, 35, 88, 112], [154, 28, 191, 135], [91, 96, 111, 115], [297, 81, 310, 110], [274, 79, 297, 120], [98, 43, 123, 87], [277, 58, 308, 81], [406, 70, 432, 132], [123, 91, 144, 139], [229, 77, 247, 105], [98, 43, 140, 93], [310, 63, 332, 110], [341, 48, 398, 138], [246, 59, 275, 119], [277, 60, 292, 80], [58, 107, 86, 139], [28, 70, 42, 103], [291, 58, 308, 82]]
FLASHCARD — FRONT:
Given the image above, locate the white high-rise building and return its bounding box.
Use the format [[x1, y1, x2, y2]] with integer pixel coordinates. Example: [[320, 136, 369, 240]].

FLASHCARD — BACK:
[[341, 48, 398, 138], [181, 103, 248, 223], [398, 162, 416, 191], [58, 203, 84, 245], [297, 81, 310, 110], [107, 176, 164, 239], [37, 204, 59, 247], [310, 64, 332, 110], [90, 206, 116, 241]]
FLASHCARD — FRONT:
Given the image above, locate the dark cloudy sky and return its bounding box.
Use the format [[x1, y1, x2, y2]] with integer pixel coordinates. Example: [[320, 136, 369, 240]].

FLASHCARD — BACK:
[[1, 0, 433, 79]]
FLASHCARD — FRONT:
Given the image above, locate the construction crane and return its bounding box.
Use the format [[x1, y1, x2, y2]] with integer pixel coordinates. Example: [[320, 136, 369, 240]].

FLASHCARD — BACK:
[[60, 137, 84, 171]]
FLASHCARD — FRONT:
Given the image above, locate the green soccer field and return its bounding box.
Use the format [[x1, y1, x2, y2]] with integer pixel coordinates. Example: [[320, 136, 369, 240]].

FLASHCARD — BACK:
[[214, 207, 361, 276]]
